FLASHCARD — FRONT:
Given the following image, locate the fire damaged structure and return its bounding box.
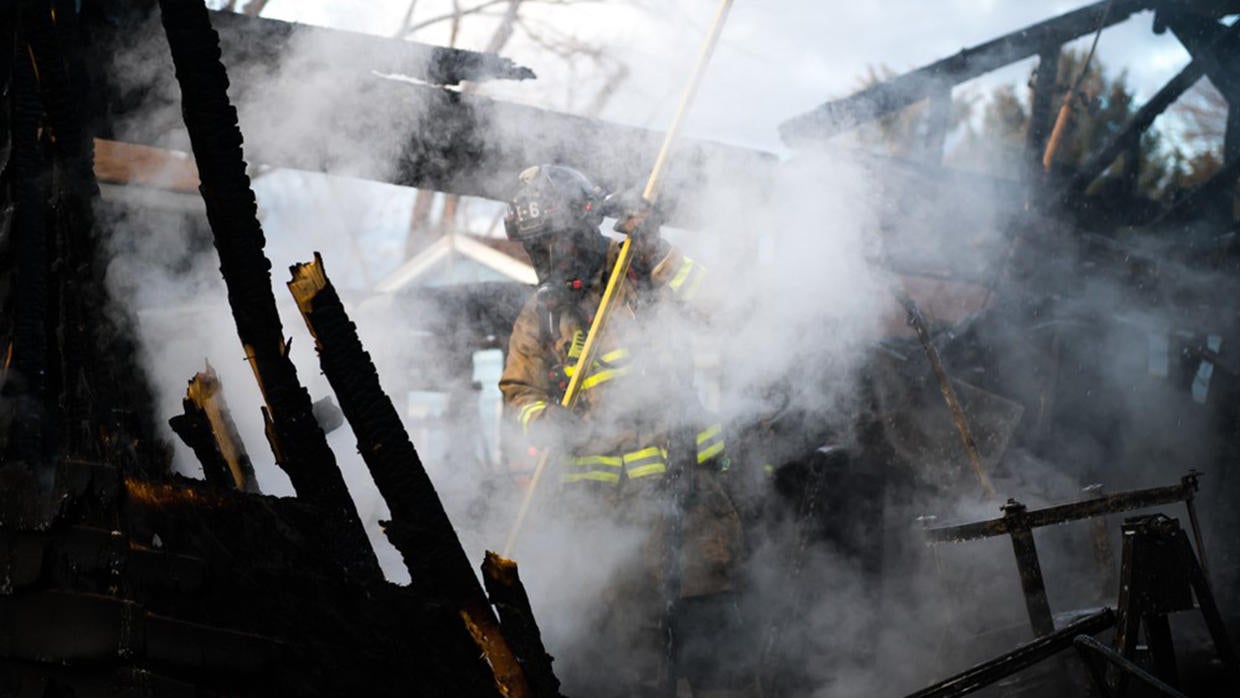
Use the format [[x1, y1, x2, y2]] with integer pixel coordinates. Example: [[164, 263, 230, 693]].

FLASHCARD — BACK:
[[0, 0, 1239, 697]]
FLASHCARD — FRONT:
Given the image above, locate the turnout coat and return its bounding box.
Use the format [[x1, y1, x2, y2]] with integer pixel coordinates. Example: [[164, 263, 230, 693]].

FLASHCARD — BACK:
[[499, 238, 741, 597]]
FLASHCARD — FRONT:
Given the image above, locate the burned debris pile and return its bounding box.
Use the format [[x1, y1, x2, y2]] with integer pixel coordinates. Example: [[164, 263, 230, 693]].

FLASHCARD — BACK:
[[0, 1, 555, 696]]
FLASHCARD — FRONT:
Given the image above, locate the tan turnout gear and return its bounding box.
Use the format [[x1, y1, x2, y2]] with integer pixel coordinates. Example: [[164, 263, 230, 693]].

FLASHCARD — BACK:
[[501, 224, 750, 696], [500, 238, 739, 592]]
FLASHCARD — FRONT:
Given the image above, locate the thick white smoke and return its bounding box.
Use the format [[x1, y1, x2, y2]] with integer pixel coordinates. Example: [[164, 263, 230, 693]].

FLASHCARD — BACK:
[[98, 3, 1233, 696]]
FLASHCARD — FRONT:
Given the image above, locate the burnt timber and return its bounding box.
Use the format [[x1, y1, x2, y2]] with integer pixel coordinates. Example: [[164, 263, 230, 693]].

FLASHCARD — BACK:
[[84, 3, 776, 229], [778, 0, 1159, 144], [0, 0, 549, 695]]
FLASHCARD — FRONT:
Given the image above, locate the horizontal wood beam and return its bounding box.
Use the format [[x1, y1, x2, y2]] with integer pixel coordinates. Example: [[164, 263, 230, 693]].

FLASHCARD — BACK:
[[83, 1, 534, 86], [779, 0, 1156, 145]]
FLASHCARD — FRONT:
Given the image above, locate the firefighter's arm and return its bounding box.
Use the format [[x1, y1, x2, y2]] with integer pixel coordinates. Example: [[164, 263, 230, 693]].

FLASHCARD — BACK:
[[615, 207, 706, 302], [499, 303, 555, 437], [647, 245, 706, 301]]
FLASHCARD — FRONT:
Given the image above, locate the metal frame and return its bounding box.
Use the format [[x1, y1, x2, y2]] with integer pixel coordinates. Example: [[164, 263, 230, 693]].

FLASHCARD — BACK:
[[903, 609, 1115, 698], [924, 472, 1204, 636]]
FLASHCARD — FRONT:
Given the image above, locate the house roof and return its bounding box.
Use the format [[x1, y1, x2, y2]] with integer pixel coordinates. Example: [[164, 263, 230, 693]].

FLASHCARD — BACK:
[[375, 233, 536, 293]]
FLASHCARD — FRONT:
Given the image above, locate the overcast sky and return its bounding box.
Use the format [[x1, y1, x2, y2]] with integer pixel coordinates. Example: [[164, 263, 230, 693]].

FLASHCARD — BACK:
[[257, 0, 1199, 153]]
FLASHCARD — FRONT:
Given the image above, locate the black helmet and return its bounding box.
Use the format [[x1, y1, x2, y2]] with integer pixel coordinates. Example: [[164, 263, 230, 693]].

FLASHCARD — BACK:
[[503, 165, 605, 241]]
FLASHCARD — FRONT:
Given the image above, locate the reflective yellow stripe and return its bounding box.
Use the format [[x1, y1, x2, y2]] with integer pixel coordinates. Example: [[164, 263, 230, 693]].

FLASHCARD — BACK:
[[696, 424, 721, 445], [696, 423, 725, 464], [564, 348, 631, 378], [518, 401, 547, 432], [564, 452, 622, 485], [623, 446, 665, 462], [682, 266, 706, 300], [698, 441, 725, 463], [581, 366, 631, 390], [623, 446, 668, 479], [669, 257, 696, 290], [566, 330, 586, 361], [626, 463, 667, 478], [598, 348, 630, 364], [669, 257, 706, 299], [563, 471, 621, 484], [570, 455, 623, 468]]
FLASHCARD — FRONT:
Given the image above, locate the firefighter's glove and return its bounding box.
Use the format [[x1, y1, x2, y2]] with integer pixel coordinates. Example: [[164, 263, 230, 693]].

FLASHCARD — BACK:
[[602, 188, 670, 276], [616, 208, 670, 277], [531, 403, 592, 452]]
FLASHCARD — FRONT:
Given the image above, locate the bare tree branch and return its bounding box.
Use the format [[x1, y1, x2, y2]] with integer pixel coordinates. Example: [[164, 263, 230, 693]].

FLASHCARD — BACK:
[[241, 0, 270, 17], [242, 0, 267, 16], [449, 0, 464, 47], [395, 0, 421, 38], [485, 0, 524, 54], [401, 0, 512, 37]]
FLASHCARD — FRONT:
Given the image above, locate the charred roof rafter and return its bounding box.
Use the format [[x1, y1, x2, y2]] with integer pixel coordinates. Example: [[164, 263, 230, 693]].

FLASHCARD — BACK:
[[777, 0, 1162, 145]]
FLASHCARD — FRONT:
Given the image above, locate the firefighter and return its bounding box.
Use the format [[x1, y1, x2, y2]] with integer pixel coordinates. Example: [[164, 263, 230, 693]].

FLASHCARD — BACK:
[[499, 164, 754, 698]]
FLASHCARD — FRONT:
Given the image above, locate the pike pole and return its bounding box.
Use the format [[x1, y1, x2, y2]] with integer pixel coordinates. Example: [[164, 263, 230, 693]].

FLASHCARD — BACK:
[[503, 0, 736, 557]]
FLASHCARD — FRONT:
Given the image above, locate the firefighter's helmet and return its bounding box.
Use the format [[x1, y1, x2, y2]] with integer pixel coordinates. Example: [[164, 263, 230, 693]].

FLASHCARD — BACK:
[[503, 165, 605, 241]]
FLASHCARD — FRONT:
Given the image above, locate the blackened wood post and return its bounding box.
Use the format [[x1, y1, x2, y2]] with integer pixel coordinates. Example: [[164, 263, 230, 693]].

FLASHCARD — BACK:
[[1081, 484, 1116, 601], [287, 254, 531, 698], [482, 552, 562, 698], [1025, 47, 1060, 171], [7, 9, 52, 476], [1001, 499, 1055, 637], [922, 88, 951, 165], [156, 0, 379, 579]]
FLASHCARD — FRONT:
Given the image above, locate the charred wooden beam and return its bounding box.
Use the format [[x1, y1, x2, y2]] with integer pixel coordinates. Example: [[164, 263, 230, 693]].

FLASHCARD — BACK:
[[1073, 634, 1188, 698], [1000, 499, 1055, 636], [1025, 48, 1061, 167], [1151, 154, 1240, 228], [1165, 10, 1240, 104], [168, 362, 258, 493], [779, 0, 1155, 144], [91, 23, 775, 229], [1066, 17, 1240, 197], [204, 9, 536, 86], [0, 590, 288, 673], [921, 88, 951, 164], [3, 2, 171, 480], [482, 552, 562, 698], [904, 608, 1115, 698], [83, 0, 534, 87], [386, 85, 776, 228], [156, 0, 380, 579], [894, 289, 996, 498], [287, 253, 532, 698], [6, 4, 54, 475]]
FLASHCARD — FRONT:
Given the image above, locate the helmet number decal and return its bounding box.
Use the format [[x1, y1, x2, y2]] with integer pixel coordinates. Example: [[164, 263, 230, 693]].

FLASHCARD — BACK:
[[514, 202, 541, 222]]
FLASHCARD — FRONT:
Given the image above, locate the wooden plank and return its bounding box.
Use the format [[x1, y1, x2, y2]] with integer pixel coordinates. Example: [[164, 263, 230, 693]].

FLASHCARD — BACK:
[[93, 139, 199, 191]]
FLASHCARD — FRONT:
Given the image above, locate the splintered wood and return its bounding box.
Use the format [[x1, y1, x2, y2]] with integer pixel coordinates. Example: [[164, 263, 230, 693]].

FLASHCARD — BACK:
[[170, 362, 258, 493], [289, 253, 536, 698]]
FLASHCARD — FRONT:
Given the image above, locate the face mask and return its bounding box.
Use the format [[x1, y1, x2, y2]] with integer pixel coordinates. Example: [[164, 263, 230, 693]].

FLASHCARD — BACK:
[[524, 228, 608, 292]]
